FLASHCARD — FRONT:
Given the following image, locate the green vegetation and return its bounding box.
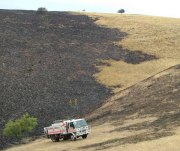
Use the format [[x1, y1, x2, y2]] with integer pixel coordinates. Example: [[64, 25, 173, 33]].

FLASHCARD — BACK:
[[3, 113, 37, 139], [69, 99, 78, 108]]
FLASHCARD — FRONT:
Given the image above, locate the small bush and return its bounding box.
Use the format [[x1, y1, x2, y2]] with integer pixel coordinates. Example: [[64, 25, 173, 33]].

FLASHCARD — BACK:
[[36, 7, 48, 15], [3, 113, 37, 139], [69, 99, 78, 108]]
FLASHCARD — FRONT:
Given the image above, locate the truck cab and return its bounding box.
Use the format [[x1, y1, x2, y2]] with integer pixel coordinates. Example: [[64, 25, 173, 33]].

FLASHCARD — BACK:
[[68, 119, 89, 139]]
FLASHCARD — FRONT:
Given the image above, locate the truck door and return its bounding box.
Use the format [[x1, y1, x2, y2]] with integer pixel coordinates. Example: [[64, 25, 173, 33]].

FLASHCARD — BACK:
[[68, 122, 76, 133], [70, 122, 75, 129]]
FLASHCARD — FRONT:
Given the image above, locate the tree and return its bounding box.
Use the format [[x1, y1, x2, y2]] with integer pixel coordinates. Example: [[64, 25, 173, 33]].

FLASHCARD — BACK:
[[117, 9, 125, 14], [3, 113, 37, 139], [36, 7, 48, 15]]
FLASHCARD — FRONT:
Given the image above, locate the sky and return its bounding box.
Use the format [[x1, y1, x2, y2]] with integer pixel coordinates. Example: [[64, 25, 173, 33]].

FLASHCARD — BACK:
[[0, 0, 180, 18]]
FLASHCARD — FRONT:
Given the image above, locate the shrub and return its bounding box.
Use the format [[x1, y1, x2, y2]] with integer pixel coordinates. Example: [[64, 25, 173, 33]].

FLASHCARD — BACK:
[[3, 113, 37, 139], [36, 7, 48, 15], [69, 99, 78, 108], [117, 9, 125, 14]]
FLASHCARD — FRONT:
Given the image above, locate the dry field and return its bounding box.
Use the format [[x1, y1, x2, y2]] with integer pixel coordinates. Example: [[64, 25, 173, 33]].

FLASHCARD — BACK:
[[4, 122, 180, 151], [83, 13, 180, 92]]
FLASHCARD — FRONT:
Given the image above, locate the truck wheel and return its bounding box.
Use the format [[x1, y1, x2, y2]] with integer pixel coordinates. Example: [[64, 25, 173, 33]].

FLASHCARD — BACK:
[[51, 136, 60, 142], [55, 137, 60, 142], [70, 134, 76, 141], [82, 134, 87, 139], [63, 136, 68, 140]]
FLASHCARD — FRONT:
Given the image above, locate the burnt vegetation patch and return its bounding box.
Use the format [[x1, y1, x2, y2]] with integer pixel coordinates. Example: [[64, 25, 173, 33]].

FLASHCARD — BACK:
[[87, 65, 180, 150], [0, 9, 156, 149]]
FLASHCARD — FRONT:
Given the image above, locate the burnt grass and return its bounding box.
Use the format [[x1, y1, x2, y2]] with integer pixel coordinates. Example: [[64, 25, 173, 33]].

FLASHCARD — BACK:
[[80, 131, 174, 150], [85, 65, 180, 150], [0, 9, 156, 149]]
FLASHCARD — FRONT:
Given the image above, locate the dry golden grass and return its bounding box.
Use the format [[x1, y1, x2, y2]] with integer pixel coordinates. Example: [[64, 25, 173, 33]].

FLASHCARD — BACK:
[[4, 118, 180, 151], [87, 13, 180, 58], [83, 13, 180, 92], [102, 134, 180, 151], [94, 58, 178, 92]]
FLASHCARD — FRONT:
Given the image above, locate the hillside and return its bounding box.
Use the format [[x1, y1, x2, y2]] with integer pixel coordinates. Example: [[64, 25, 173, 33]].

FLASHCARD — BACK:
[[0, 10, 156, 149], [4, 64, 180, 151], [0, 9, 180, 150], [86, 13, 180, 92]]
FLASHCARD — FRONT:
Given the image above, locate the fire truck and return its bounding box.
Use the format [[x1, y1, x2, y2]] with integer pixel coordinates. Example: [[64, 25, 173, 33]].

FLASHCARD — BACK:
[[44, 118, 89, 142]]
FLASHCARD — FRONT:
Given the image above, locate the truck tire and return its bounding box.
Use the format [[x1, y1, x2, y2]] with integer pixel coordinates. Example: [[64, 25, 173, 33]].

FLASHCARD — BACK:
[[51, 136, 60, 142], [70, 134, 76, 141], [82, 134, 87, 139], [63, 135, 68, 140]]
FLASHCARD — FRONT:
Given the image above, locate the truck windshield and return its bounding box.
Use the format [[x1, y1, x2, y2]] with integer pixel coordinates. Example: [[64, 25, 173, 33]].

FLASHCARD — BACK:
[[74, 120, 87, 128]]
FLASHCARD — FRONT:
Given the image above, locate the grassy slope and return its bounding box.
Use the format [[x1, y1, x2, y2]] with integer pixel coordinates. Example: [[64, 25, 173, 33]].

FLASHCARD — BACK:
[[4, 128, 180, 151], [85, 64, 180, 151], [3, 128, 180, 151], [4, 62, 180, 151], [4, 132, 180, 151], [2, 12, 180, 151], [85, 13, 180, 92]]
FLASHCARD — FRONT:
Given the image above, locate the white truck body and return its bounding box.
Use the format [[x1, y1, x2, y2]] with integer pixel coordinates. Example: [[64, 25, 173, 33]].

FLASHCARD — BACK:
[[44, 119, 89, 141]]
